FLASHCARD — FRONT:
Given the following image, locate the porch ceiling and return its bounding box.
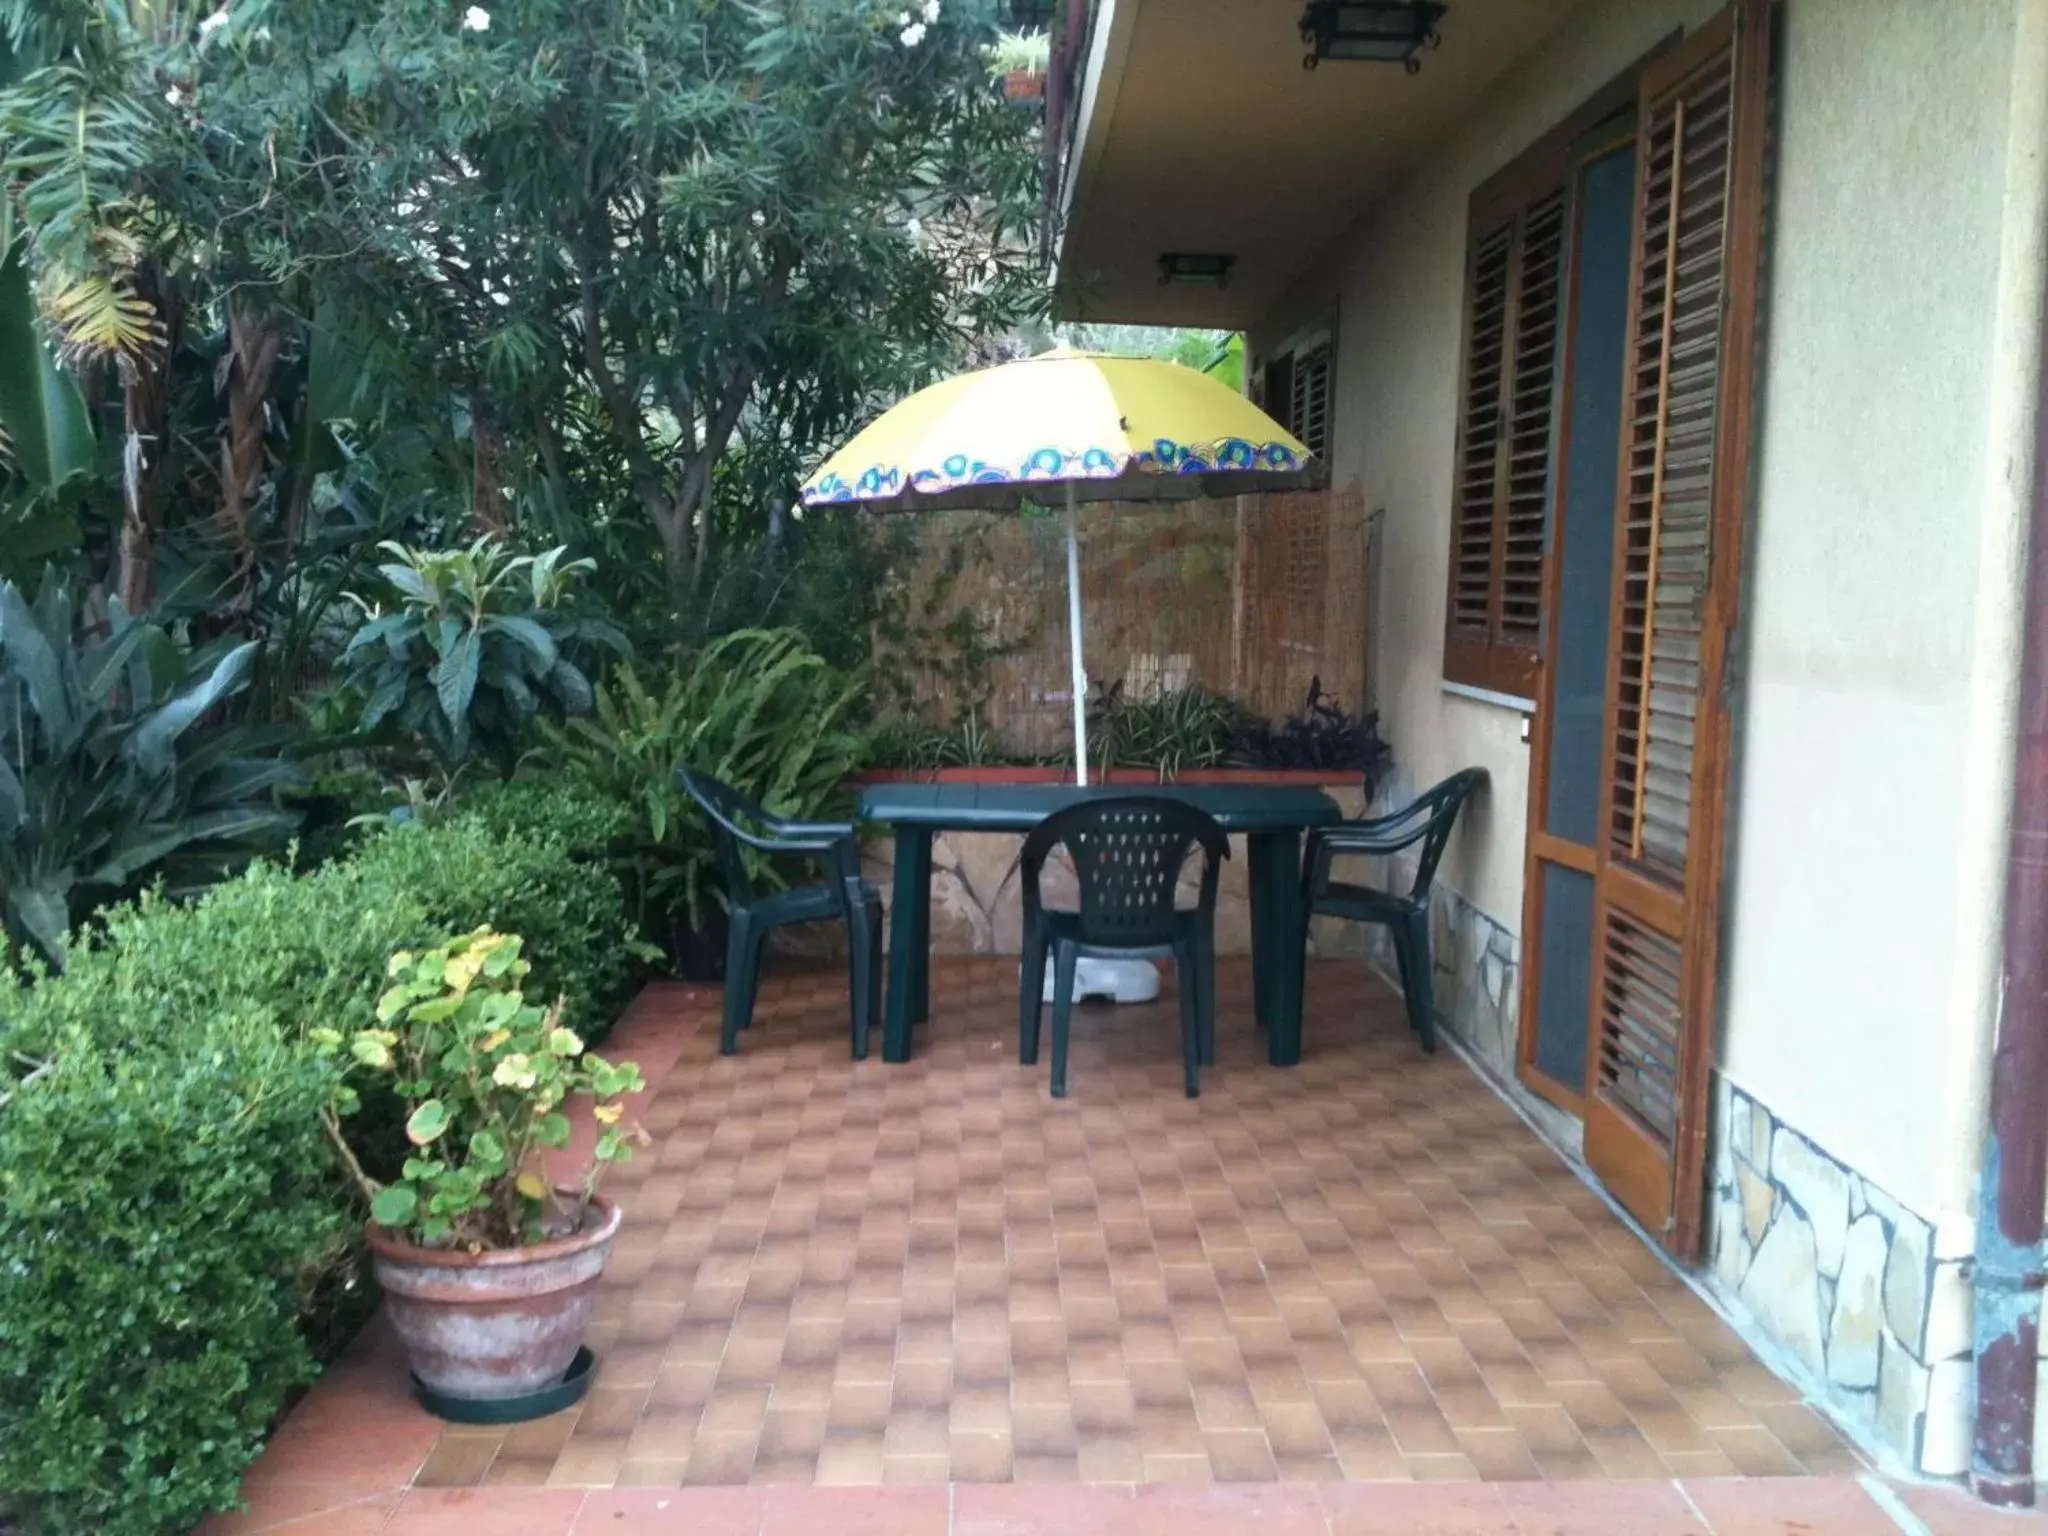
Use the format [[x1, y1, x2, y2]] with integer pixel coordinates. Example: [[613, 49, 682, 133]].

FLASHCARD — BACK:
[[1056, 0, 1584, 328]]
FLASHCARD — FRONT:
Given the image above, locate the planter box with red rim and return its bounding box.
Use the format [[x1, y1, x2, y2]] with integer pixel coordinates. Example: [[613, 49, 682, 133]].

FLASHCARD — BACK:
[[852, 765, 1361, 787]]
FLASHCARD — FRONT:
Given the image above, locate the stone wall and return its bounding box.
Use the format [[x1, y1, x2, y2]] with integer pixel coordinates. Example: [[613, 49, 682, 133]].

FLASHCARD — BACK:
[[1705, 1077, 1965, 1475]]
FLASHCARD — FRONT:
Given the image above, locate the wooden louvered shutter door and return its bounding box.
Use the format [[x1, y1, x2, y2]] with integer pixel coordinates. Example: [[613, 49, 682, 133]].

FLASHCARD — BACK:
[[1582, 0, 1770, 1259]]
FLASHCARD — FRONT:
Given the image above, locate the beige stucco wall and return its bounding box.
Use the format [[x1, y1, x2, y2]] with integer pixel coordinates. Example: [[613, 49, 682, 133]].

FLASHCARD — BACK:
[[1252, 0, 2030, 1227], [1719, 0, 2023, 1226]]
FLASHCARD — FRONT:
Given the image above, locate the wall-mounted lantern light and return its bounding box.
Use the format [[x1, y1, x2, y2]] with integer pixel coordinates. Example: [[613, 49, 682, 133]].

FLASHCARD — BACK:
[[1298, 1, 1446, 73], [1157, 252, 1236, 288]]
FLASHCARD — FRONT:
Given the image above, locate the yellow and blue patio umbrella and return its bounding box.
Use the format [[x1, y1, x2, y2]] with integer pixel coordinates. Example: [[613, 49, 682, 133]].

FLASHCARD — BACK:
[[801, 349, 1315, 782]]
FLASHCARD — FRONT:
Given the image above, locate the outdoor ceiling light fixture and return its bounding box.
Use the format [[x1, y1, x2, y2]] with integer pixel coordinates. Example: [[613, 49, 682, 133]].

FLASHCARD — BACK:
[[1157, 252, 1236, 288], [1298, 1, 1447, 73]]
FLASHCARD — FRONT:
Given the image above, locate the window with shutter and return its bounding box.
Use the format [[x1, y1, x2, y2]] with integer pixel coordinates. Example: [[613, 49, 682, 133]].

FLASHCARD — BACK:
[[1444, 170, 1569, 699], [1501, 190, 1567, 647], [1260, 331, 1334, 462], [1289, 341, 1332, 459], [1449, 224, 1510, 645]]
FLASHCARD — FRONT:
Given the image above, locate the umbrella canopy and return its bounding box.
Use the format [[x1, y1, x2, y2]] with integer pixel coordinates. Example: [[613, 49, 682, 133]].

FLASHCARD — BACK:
[[801, 350, 1313, 513], [799, 350, 1316, 783]]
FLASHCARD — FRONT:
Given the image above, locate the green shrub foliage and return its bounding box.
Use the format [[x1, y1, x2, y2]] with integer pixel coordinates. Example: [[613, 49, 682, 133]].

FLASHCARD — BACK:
[[350, 807, 639, 1041], [0, 999, 345, 1536], [0, 786, 641, 1534]]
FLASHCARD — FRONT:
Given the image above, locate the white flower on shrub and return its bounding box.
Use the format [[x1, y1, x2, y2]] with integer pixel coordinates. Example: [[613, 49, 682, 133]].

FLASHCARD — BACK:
[[462, 6, 491, 31], [900, 20, 927, 46], [922, 0, 941, 22]]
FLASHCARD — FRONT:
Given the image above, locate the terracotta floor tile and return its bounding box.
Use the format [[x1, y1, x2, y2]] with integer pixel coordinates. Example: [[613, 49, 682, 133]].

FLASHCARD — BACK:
[[483, 1456, 560, 1487], [546, 1434, 629, 1489], [1660, 1449, 1743, 1478], [1407, 1452, 1483, 1482], [412, 1432, 501, 1488], [1752, 1401, 1854, 1455], [1583, 1427, 1672, 1479], [952, 1428, 1017, 1480], [880, 1453, 952, 1484], [1142, 1453, 1214, 1483], [814, 1433, 887, 1485], [1453, 1428, 1541, 1482], [682, 1432, 758, 1486], [1202, 1428, 1279, 1482], [272, 961, 1825, 1503], [612, 1457, 687, 1488], [1713, 1424, 1807, 1477]]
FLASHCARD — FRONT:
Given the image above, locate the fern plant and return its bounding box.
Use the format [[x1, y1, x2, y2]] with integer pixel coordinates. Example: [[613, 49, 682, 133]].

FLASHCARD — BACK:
[[535, 629, 873, 937]]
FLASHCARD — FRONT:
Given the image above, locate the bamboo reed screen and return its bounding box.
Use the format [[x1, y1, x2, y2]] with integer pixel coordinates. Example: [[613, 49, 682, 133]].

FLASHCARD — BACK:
[[884, 484, 1376, 758]]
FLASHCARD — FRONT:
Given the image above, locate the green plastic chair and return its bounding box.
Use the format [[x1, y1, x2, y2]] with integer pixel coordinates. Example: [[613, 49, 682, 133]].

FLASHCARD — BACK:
[[681, 769, 881, 1059], [1017, 797, 1230, 1100], [1298, 768, 1487, 1052]]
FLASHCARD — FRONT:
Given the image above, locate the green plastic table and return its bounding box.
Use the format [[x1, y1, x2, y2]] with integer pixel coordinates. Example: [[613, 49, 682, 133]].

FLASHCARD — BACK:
[[856, 782, 1343, 1068]]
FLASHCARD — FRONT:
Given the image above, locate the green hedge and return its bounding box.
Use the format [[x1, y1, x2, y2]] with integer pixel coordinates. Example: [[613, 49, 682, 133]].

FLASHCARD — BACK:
[[0, 776, 640, 1536], [0, 994, 346, 1536], [357, 787, 640, 1042]]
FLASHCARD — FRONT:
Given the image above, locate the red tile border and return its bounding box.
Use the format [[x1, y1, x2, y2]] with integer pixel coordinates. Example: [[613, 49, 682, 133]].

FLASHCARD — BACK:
[[1679, 1477, 1903, 1535]]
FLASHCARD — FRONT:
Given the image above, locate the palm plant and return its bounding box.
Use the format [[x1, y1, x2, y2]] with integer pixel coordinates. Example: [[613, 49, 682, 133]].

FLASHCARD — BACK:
[[0, 572, 300, 964]]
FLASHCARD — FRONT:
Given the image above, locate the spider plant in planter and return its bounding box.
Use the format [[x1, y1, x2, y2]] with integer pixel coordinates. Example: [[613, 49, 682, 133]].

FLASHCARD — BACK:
[[318, 929, 645, 1412], [986, 28, 1049, 102]]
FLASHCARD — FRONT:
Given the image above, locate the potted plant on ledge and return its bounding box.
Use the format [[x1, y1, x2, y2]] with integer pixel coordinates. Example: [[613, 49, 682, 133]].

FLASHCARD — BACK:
[[318, 928, 644, 1419], [987, 29, 1049, 103]]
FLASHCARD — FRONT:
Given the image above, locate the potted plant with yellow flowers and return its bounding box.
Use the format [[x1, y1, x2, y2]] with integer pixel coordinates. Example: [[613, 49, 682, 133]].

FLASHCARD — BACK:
[[318, 928, 644, 1419]]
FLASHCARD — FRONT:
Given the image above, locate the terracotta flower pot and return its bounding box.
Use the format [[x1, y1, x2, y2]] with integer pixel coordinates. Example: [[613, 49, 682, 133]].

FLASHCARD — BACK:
[[367, 1195, 622, 1401], [1003, 68, 1044, 101]]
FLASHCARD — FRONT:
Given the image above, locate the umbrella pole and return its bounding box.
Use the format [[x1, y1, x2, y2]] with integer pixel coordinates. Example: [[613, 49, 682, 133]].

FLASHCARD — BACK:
[[1066, 481, 1089, 787]]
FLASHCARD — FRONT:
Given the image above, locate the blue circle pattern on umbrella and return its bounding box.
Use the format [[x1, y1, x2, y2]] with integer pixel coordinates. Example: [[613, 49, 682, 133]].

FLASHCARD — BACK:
[[806, 437, 1304, 504]]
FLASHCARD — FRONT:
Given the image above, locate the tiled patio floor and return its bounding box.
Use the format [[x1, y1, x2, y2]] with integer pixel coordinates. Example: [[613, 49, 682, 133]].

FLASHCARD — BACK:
[[429, 958, 1850, 1488], [204, 960, 2048, 1535]]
